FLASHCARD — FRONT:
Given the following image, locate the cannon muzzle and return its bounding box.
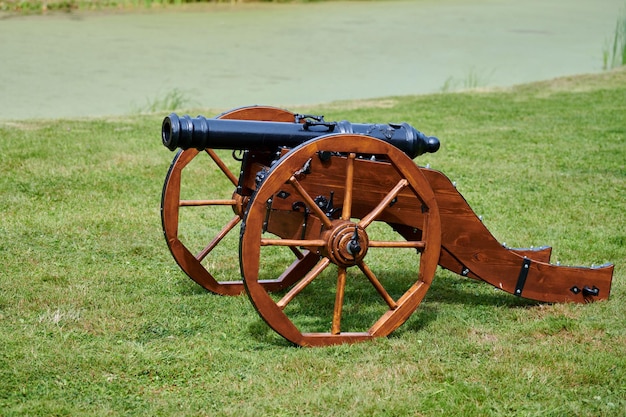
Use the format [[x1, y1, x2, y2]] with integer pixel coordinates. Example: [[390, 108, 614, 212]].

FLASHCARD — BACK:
[[162, 113, 439, 158]]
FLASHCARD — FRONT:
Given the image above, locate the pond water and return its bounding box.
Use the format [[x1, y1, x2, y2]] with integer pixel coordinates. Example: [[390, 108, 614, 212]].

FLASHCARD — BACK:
[[0, 0, 623, 120]]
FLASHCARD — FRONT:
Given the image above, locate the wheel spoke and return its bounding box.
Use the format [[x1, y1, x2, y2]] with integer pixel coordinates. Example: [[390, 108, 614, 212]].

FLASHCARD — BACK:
[[289, 175, 333, 228], [196, 215, 241, 262], [277, 257, 330, 310], [206, 149, 238, 187], [368, 240, 426, 250], [358, 261, 398, 309], [358, 179, 408, 229], [180, 199, 236, 207], [341, 153, 356, 220], [260, 238, 326, 248], [331, 267, 348, 335]]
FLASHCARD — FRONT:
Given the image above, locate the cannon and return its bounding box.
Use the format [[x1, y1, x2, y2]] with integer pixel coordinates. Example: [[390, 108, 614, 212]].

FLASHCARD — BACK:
[[160, 106, 614, 347], [162, 113, 440, 157]]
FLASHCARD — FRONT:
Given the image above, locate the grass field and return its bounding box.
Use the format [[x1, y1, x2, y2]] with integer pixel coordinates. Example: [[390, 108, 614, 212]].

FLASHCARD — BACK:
[[1, 68, 625, 416]]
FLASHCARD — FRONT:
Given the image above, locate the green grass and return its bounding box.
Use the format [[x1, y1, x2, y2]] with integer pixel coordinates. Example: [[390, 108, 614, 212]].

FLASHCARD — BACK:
[[1, 68, 625, 416]]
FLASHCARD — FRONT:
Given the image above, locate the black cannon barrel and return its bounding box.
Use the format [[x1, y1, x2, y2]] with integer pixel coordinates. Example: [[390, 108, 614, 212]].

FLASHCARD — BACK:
[[162, 113, 440, 158]]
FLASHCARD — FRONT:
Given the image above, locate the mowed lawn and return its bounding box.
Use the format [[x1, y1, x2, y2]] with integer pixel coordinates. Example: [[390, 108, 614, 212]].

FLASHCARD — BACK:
[[0, 68, 624, 416]]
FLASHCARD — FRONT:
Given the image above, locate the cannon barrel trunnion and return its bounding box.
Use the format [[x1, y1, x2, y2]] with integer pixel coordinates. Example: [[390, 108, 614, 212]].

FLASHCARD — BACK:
[[159, 105, 614, 347]]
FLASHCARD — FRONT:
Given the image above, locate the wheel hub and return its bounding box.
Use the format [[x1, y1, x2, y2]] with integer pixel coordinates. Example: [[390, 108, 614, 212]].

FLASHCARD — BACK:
[[323, 221, 369, 267]]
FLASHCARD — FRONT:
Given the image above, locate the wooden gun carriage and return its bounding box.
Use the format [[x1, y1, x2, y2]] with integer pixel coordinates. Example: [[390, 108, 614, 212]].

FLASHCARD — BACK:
[[160, 106, 614, 347]]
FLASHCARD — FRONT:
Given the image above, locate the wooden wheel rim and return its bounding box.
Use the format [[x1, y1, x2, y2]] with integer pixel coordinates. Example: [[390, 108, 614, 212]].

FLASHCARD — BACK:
[[161, 147, 245, 295], [160, 106, 312, 295], [240, 134, 442, 346]]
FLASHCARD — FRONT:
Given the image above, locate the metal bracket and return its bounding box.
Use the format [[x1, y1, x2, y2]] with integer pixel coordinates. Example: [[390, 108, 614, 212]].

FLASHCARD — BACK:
[[254, 167, 270, 188], [262, 198, 273, 233], [295, 114, 335, 132], [582, 286, 600, 297], [294, 114, 325, 123], [570, 285, 600, 297], [514, 258, 531, 297]]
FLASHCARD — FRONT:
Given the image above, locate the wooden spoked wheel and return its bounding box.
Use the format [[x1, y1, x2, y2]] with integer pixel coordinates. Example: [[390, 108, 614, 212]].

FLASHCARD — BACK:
[[161, 106, 318, 295], [240, 134, 441, 346]]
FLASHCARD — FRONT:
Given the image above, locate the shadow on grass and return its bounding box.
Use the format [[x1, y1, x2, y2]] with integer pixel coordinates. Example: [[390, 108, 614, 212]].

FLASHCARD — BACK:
[[425, 273, 541, 309], [175, 278, 211, 295], [243, 269, 542, 347], [395, 274, 542, 337]]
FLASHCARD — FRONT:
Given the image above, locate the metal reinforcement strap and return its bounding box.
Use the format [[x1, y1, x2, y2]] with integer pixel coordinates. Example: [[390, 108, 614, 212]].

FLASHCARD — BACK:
[[514, 258, 532, 297]]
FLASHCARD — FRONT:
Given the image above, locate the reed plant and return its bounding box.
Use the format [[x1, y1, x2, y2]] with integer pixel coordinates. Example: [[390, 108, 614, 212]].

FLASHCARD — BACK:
[[440, 67, 494, 93], [602, 4, 626, 69], [135, 88, 194, 114]]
